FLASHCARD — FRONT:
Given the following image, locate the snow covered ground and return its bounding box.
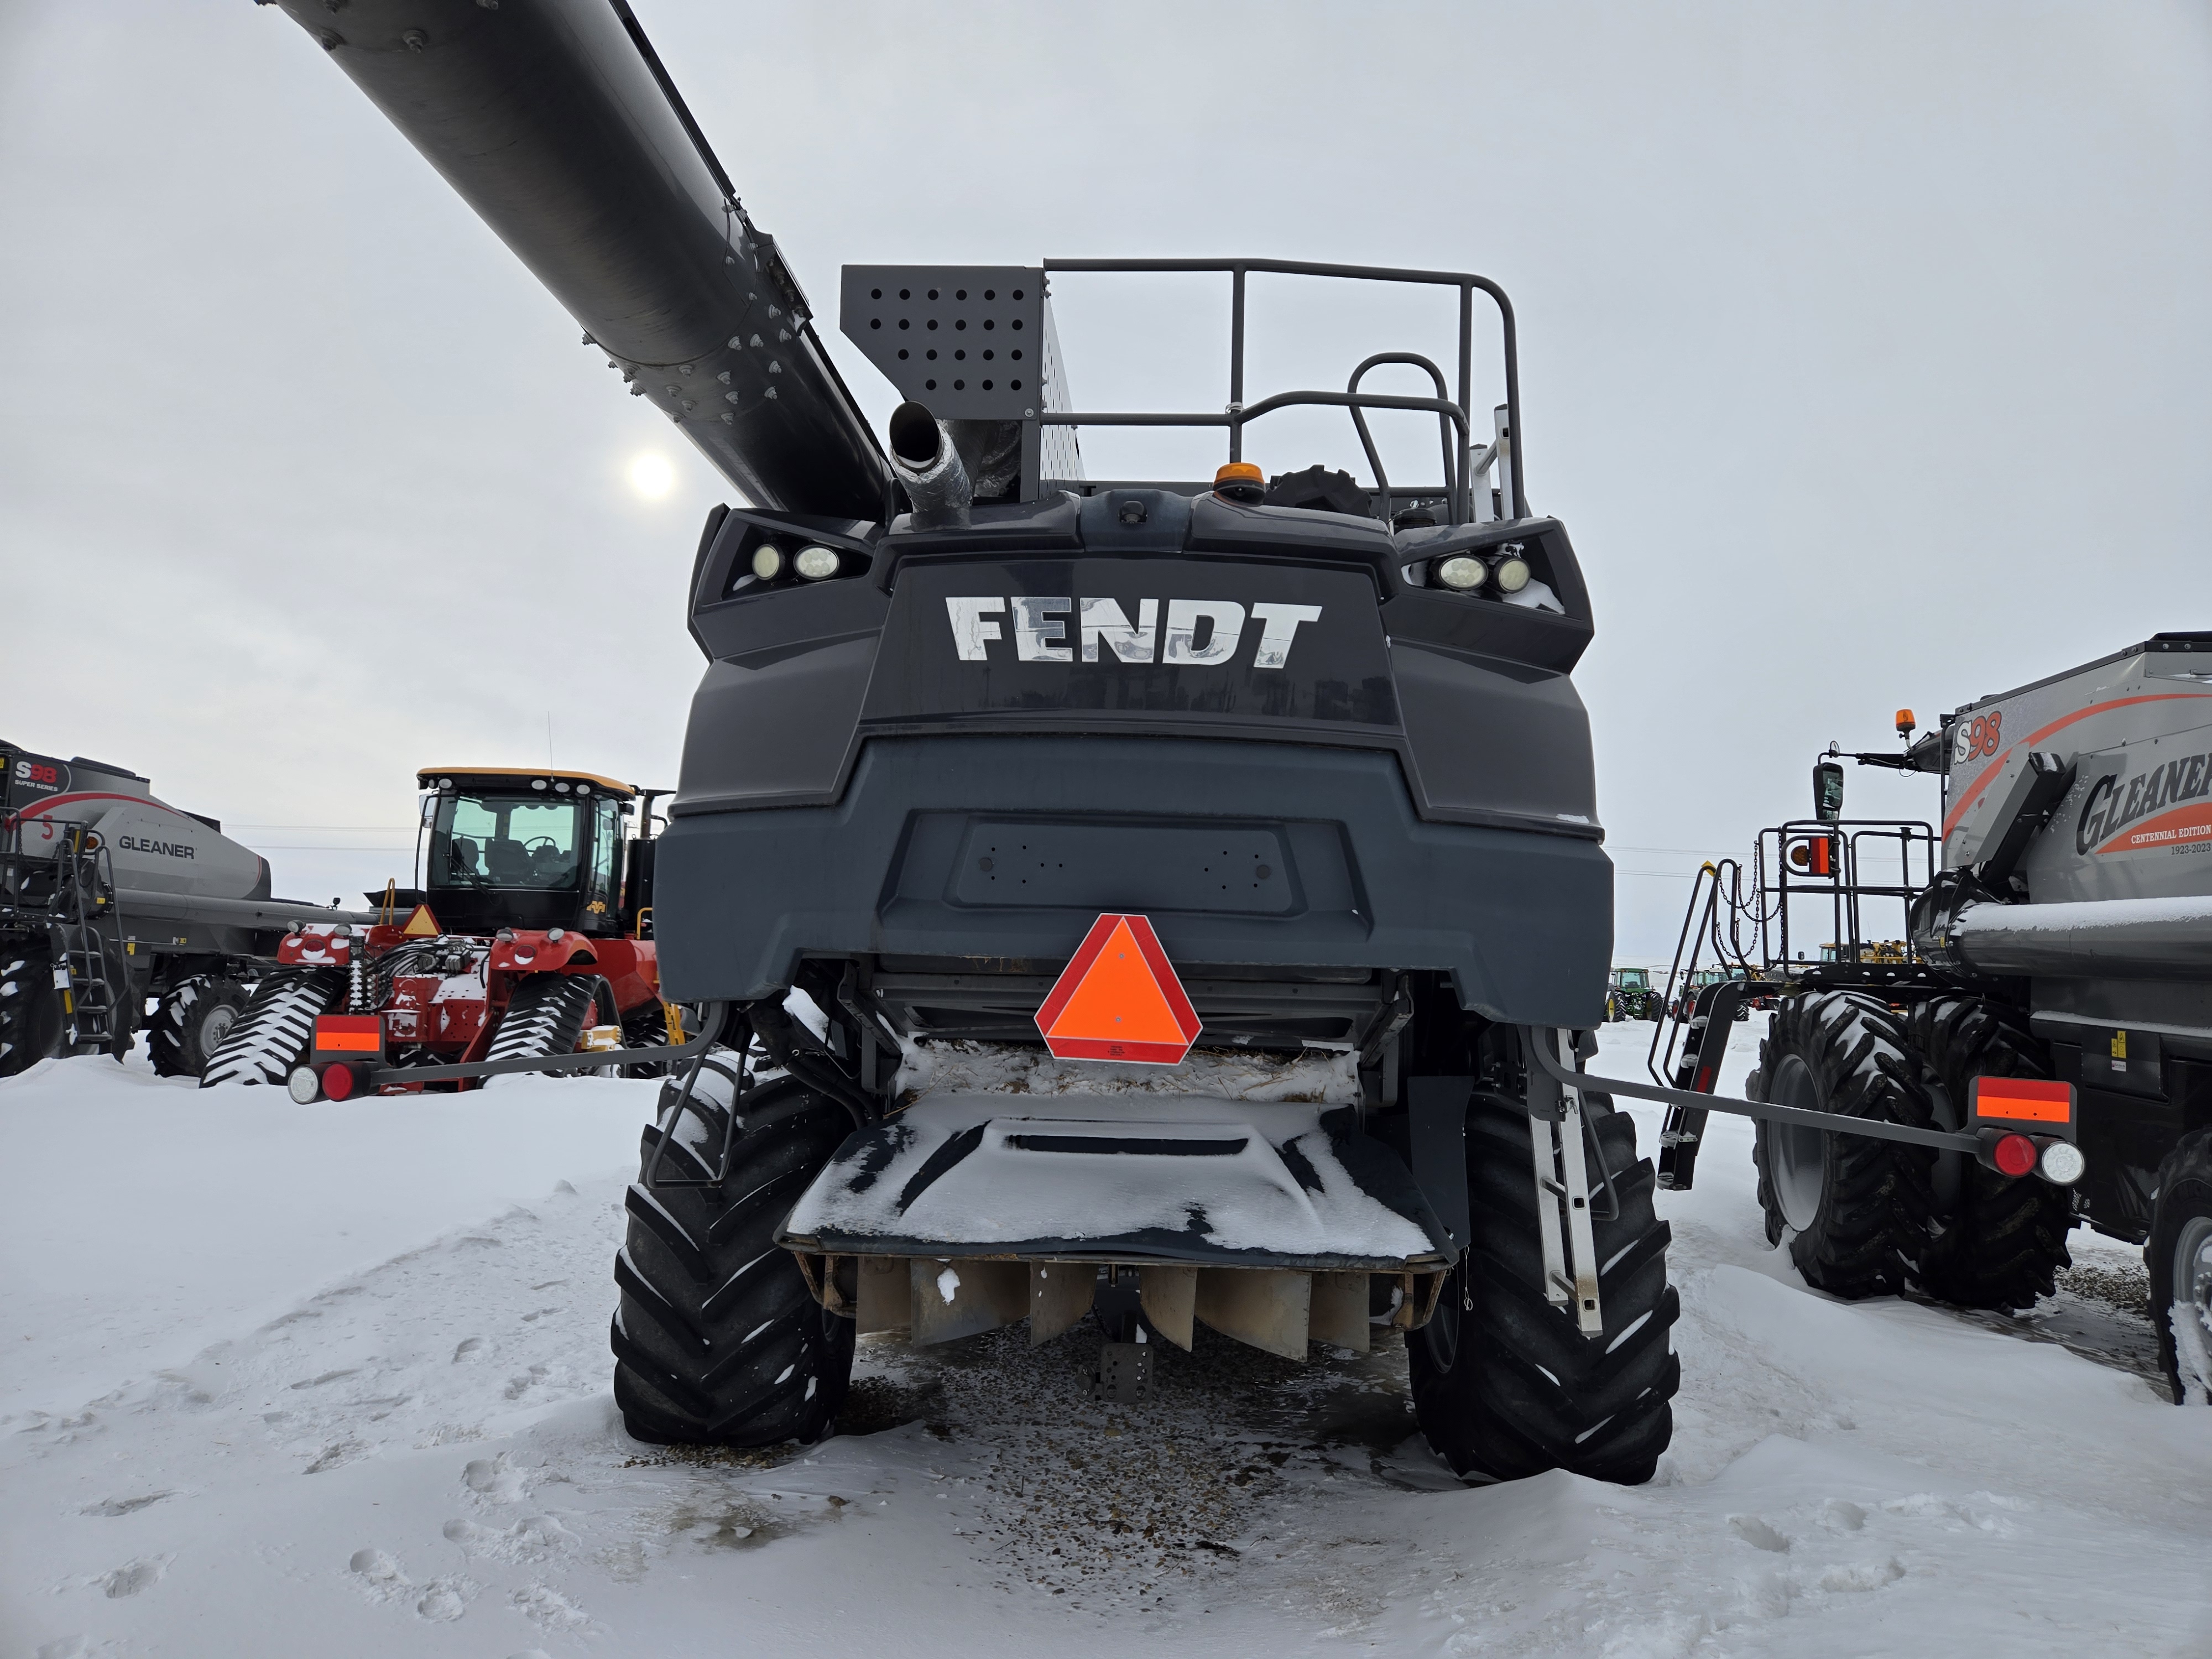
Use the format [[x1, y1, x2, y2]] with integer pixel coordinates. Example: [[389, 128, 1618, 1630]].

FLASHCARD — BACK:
[[3, 1025, 2208, 1658]]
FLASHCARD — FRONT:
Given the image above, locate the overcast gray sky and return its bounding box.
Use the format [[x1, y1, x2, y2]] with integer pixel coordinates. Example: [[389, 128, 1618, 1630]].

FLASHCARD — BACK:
[[3, 2, 2206, 957]]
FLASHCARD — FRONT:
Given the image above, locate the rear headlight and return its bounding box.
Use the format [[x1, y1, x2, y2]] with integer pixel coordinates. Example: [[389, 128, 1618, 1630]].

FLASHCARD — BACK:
[[286, 1065, 322, 1104], [751, 544, 786, 581], [1493, 554, 1531, 594], [1434, 555, 1486, 591], [2036, 1138, 2086, 1185], [794, 545, 842, 581]]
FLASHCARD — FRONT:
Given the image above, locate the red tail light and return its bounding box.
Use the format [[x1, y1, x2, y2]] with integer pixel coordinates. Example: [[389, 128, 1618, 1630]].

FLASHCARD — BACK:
[[1977, 1128, 2037, 1178]]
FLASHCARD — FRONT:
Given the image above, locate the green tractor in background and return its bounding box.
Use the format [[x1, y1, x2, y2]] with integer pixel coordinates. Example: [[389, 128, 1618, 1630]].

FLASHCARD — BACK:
[[1606, 966, 1663, 1022]]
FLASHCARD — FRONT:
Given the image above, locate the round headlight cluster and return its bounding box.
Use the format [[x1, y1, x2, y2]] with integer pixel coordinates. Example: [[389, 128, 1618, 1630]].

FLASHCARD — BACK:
[[750, 541, 847, 584], [1428, 547, 1534, 595]]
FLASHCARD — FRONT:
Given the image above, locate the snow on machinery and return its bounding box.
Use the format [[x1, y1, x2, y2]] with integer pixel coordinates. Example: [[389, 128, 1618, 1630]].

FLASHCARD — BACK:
[[1647, 636, 2212, 1404], [270, 0, 1712, 1484], [0, 741, 375, 1078], [268, 0, 2203, 1480], [201, 766, 684, 1095]]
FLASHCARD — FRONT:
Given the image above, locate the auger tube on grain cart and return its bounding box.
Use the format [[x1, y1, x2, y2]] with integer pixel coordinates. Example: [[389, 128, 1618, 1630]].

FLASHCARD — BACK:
[[269, 0, 1676, 1483], [1, 742, 376, 1078], [201, 766, 687, 1098], [1638, 641, 2212, 1403]]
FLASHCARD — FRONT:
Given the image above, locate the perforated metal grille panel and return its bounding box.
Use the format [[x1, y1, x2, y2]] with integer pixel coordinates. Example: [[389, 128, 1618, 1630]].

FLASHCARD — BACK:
[[840, 265, 1052, 422]]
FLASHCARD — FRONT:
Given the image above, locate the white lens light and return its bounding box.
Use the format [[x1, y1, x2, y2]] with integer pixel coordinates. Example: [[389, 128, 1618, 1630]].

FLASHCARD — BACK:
[[751, 544, 786, 581], [794, 545, 842, 581], [1435, 555, 1487, 591], [286, 1065, 322, 1105], [2037, 1139, 2086, 1185], [1493, 555, 1532, 593]]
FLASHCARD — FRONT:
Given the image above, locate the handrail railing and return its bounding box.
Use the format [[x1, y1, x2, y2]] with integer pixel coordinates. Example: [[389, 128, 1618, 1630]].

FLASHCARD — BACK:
[[1041, 257, 1526, 521]]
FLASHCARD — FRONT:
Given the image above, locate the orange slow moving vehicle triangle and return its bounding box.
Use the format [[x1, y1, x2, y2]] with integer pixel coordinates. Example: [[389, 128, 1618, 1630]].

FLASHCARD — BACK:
[[1035, 914, 1202, 1064]]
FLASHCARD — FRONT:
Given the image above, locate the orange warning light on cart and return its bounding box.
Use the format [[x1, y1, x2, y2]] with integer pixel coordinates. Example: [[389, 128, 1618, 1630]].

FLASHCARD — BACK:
[[1035, 913, 1202, 1065]]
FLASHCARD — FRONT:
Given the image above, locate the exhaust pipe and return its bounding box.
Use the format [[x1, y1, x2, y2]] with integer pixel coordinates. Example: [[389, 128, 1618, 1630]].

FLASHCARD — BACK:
[[886, 402, 971, 524]]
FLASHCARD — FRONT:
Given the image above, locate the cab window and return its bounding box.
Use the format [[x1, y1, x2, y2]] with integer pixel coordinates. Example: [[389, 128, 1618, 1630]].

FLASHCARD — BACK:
[[429, 794, 583, 891]]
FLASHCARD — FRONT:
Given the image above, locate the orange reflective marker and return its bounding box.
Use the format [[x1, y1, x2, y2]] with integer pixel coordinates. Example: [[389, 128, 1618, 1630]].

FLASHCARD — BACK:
[[1036, 914, 1201, 1065], [1970, 1075, 2073, 1126], [400, 903, 442, 938], [312, 1014, 384, 1056]]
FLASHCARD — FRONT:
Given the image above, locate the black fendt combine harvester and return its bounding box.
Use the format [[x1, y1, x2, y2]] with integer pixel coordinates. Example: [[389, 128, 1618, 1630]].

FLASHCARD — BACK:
[[268, 0, 2023, 1477]]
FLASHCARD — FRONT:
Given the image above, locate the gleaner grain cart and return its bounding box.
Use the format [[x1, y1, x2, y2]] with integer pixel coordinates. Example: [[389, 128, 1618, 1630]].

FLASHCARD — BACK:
[[201, 766, 684, 1095], [1651, 644, 2212, 1405], [268, 0, 2064, 1478], [0, 742, 373, 1078]]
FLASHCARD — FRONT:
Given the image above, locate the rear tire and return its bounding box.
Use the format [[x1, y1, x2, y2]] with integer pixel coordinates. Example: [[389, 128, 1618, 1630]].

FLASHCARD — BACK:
[[200, 966, 346, 1087], [1408, 1096, 1679, 1484], [611, 1057, 855, 1446], [1908, 997, 2075, 1312], [2148, 1130, 2212, 1406], [148, 974, 253, 1079], [1750, 993, 1936, 1298], [0, 942, 65, 1078]]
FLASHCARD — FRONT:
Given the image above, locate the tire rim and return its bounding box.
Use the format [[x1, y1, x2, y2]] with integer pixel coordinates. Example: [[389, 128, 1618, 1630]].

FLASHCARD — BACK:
[[200, 1003, 239, 1057], [2177, 1214, 2212, 1355], [1767, 1052, 1828, 1233]]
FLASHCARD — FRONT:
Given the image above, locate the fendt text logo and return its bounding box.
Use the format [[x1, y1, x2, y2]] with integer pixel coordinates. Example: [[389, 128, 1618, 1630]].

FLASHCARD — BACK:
[[946, 597, 1323, 669]]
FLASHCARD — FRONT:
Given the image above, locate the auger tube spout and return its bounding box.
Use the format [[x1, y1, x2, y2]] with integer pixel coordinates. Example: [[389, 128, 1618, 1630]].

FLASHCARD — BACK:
[[886, 402, 972, 523]]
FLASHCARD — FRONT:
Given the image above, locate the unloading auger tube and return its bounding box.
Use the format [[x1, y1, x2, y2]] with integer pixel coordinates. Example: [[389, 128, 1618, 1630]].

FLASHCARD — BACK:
[[267, 0, 891, 519]]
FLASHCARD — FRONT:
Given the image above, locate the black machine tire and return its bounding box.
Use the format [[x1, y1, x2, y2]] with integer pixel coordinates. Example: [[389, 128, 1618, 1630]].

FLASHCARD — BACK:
[[1408, 1094, 1679, 1484], [1749, 992, 1936, 1297], [610, 1056, 854, 1446], [2148, 1130, 2212, 1406], [147, 973, 254, 1079], [200, 966, 347, 1087], [0, 940, 66, 1079], [1908, 997, 2075, 1313], [479, 973, 600, 1084]]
